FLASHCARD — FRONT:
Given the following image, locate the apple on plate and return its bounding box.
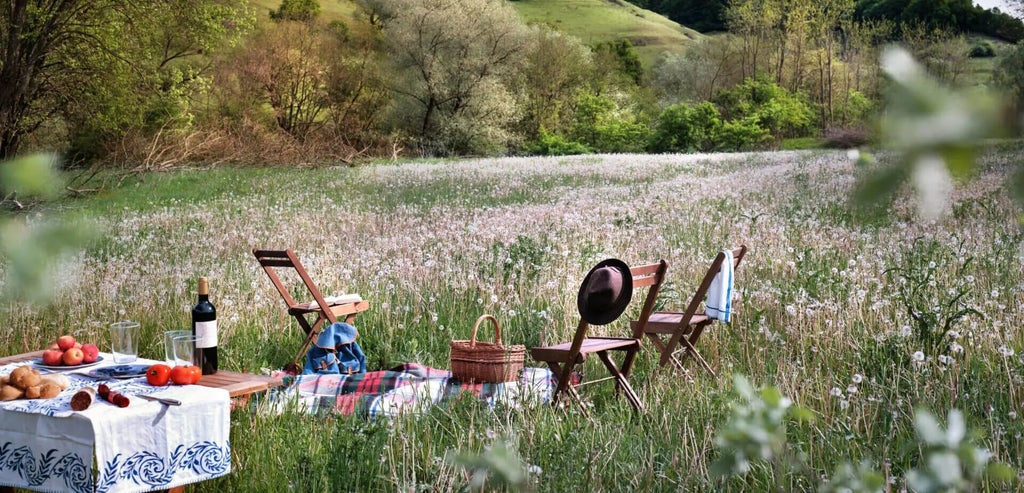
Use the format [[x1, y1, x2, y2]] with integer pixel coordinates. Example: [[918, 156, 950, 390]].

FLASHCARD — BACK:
[[57, 335, 76, 351], [81, 344, 99, 363], [63, 347, 85, 366], [47, 343, 60, 351], [42, 349, 64, 366]]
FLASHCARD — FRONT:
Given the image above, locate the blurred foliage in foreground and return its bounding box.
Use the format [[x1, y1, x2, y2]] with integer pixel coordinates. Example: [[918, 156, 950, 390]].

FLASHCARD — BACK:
[[853, 45, 1022, 222], [0, 154, 96, 307]]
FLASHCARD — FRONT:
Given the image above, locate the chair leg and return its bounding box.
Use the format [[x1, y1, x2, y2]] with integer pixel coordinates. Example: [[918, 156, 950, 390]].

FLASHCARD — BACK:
[[292, 314, 327, 369], [677, 324, 716, 377], [545, 361, 590, 416], [597, 351, 644, 412], [679, 338, 716, 377]]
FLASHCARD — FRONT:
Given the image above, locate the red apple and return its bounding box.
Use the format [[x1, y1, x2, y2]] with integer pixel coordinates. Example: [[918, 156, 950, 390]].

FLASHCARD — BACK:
[[73, 342, 82, 349], [81, 343, 99, 363], [63, 347, 85, 366], [57, 335, 76, 351], [42, 349, 64, 366], [48, 343, 60, 351]]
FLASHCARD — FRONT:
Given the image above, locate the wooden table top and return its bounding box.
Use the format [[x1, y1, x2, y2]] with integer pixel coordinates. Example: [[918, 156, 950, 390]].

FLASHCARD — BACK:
[[0, 350, 283, 398]]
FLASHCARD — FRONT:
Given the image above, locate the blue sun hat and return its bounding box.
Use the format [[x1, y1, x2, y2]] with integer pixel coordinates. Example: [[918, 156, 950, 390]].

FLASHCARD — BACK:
[[303, 322, 366, 374]]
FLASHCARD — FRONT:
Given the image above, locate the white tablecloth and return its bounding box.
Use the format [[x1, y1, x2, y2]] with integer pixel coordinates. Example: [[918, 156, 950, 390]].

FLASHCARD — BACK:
[[0, 354, 231, 493]]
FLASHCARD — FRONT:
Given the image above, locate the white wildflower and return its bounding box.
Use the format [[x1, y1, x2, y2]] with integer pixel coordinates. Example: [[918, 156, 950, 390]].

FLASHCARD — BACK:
[[847, 385, 858, 394], [912, 350, 925, 362], [852, 374, 863, 384], [999, 346, 1015, 357], [830, 387, 843, 397]]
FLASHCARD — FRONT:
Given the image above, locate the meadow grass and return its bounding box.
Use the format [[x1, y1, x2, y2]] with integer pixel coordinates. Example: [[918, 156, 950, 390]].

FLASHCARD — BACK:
[[2, 146, 1023, 491]]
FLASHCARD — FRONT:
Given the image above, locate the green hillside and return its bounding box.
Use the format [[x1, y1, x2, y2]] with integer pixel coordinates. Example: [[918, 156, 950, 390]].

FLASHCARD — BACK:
[[510, 0, 704, 66], [250, 0, 704, 67]]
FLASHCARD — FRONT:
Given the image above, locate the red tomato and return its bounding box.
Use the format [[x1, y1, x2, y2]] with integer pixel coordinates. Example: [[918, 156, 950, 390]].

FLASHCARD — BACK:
[[170, 365, 193, 385], [187, 365, 202, 384], [146, 364, 172, 386]]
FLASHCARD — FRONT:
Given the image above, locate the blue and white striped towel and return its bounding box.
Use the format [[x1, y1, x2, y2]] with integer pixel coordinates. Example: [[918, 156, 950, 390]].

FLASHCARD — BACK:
[[705, 249, 734, 322]]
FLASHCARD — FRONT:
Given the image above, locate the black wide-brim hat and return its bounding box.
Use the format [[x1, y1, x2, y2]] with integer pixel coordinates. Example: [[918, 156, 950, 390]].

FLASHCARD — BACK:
[[577, 258, 633, 326]]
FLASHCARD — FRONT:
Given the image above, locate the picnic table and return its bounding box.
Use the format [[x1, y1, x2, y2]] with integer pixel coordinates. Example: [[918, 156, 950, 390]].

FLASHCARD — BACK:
[[0, 351, 281, 493]]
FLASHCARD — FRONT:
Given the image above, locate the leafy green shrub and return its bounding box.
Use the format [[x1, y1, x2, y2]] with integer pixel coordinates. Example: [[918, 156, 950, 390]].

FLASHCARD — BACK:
[[835, 90, 875, 127], [715, 116, 769, 151], [648, 101, 722, 153], [271, 0, 321, 21], [569, 93, 650, 153], [715, 76, 816, 140], [593, 39, 643, 85], [524, 129, 591, 156], [968, 40, 996, 58]]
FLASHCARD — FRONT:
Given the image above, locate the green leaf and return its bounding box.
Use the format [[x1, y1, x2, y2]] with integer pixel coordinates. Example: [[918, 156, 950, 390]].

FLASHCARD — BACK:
[[985, 463, 1017, 482], [851, 163, 908, 213], [0, 154, 62, 199], [760, 386, 782, 407], [942, 146, 976, 180], [789, 405, 817, 424]]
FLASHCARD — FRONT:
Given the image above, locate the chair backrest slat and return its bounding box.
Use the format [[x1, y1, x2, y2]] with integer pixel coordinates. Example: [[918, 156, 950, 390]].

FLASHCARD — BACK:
[[565, 259, 668, 348], [253, 248, 335, 322], [680, 245, 748, 322]]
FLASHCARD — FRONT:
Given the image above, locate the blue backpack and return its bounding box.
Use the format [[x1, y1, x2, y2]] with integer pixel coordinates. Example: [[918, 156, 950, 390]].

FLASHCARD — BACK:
[[303, 322, 367, 374]]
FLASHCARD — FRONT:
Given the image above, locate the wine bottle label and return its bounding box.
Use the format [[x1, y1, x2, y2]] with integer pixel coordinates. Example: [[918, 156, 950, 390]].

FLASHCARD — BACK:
[[195, 320, 218, 348]]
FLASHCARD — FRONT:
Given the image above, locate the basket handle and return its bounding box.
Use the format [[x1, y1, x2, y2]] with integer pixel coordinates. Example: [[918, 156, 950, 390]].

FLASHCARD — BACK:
[[470, 314, 501, 347]]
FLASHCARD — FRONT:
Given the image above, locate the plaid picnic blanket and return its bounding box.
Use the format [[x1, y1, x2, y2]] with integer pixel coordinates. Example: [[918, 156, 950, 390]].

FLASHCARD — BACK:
[[262, 364, 555, 419]]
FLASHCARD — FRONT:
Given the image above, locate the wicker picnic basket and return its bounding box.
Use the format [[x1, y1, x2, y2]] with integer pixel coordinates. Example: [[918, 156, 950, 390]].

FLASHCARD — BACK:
[[449, 314, 525, 383]]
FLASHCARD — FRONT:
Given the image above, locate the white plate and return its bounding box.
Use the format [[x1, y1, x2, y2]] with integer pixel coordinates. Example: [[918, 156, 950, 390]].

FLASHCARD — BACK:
[[32, 355, 104, 370]]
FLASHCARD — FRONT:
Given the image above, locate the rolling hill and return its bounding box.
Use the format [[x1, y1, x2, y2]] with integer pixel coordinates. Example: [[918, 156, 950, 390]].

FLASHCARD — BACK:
[[250, 0, 704, 67]]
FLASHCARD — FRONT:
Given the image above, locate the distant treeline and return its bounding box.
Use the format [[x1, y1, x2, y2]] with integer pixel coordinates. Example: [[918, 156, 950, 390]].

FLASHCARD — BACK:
[[634, 0, 1024, 42]]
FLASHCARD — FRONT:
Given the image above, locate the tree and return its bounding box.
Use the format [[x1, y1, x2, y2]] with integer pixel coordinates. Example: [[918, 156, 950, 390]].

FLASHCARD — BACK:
[[516, 27, 594, 140], [650, 36, 743, 103], [271, 0, 321, 21], [358, 0, 532, 155], [0, 0, 252, 160]]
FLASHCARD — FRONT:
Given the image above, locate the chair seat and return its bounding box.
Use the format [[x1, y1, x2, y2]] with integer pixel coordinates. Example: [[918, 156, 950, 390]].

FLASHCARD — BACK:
[[530, 337, 639, 363], [632, 312, 709, 335], [288, 300, 371, 318]]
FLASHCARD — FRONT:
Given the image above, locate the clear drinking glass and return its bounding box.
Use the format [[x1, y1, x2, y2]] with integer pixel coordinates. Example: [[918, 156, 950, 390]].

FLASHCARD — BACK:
[[109, 321, 141, 363], [163, 330, 192, 364], [172, 334, 200, 367]]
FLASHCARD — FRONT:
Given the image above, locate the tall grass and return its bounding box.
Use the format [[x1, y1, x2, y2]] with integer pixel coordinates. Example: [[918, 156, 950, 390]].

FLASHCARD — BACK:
[[2, 146, 1022, 491]]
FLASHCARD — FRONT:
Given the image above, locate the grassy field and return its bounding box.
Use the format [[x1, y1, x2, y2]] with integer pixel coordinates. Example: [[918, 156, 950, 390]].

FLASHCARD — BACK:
[[3, 144, 1024, 491]]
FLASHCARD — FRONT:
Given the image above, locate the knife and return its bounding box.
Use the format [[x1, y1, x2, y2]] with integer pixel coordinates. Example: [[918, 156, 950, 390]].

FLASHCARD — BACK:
[[137, 394, 182, 406]]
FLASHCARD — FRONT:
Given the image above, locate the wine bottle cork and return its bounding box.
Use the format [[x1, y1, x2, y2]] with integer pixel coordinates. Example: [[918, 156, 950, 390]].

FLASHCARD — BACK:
[[71, 387, 96, 411]]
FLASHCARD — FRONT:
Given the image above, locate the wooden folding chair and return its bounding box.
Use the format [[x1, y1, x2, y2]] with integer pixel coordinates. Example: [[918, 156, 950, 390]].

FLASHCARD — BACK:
[[530, 260, 668, 413], [252, 248, 370, 370], [634, 245, 747, 376]]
